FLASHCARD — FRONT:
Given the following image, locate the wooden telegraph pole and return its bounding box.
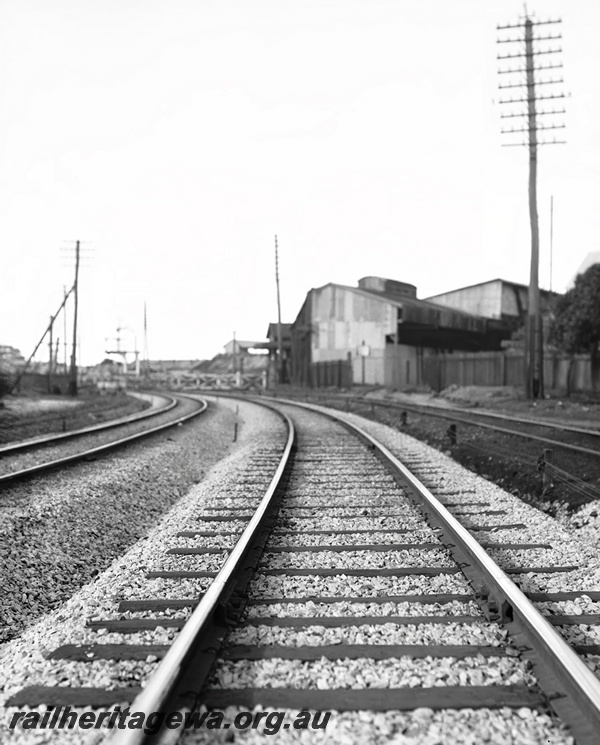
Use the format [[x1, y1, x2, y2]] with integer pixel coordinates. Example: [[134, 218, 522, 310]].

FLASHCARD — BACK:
[[68, 240, 80, 396], [275, 236, 284, 385], [47, 315, 54, 393], [497, 15, 565, 399]]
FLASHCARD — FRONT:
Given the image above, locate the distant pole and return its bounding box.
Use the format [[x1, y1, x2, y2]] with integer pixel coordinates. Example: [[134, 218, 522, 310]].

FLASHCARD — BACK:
[[275, 235, 284, 384], [48, 315, 54, 393], [232, 330, 237, 375], [143, 301, 149, 377], [497, 14, 565, 399], [68, 240, 80, 396], [9, 287, 73, 394], [63, 286, 68, 380], [550, 195, 554, 293]]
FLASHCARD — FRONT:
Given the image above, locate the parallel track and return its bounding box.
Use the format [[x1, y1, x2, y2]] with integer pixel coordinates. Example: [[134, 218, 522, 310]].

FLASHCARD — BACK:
[[0, 394, 208, 485], [7, 397, 600, 744], [0, 393, 177, 456], [275, 391, 600, 458]]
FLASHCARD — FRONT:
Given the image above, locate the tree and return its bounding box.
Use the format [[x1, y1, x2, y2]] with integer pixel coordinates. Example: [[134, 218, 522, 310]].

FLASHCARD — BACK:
[[551, 264, 600, 391], [0, 370, 11, 399]]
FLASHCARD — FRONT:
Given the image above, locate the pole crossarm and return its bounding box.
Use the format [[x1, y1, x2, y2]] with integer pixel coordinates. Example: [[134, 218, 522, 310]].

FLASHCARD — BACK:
[[498, 48, 562, 59], [501, 108, 565, 119], [497, 19, 562, 30], [498, 34, 561, 44], [499, 93, 565, 104], [502, 124, 565, 134], [499, 78, 564, 90], [501, 140, 566, 147], [499, 63, 563, 75]]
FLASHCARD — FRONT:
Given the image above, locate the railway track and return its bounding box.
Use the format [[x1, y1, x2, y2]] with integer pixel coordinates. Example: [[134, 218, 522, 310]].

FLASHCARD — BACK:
[[267, 391, 600, 509], [0, 393, 208, 484], [272, 391, 600, 457], [5, 397, 600, 743], [0, 393, 176, 455]]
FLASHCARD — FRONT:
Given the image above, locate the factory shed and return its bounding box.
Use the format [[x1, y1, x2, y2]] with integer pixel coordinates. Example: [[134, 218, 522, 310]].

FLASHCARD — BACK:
[[426, 278, 557, 330], [290, 277, 509, 388]]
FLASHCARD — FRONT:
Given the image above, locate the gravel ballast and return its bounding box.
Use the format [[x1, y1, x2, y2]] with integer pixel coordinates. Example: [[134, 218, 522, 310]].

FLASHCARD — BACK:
[[0, 397, 287, 744], [211, 401, 590, 745], [0, 397, 227, 644], [4, 396, 599, 744]]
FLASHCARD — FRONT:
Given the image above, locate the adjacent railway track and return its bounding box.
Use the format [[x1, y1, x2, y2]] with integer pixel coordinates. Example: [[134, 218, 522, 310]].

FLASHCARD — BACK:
[[0, 393, 208, 485], [6, 396, 600, 744], [264, 391, 600, 509], [0, 393, 177, 456], [271, 391, 600, 457]]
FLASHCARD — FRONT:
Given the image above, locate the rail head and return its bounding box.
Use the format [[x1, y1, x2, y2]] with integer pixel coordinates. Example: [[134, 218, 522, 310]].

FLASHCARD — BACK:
[[110, 398, 295, 745]]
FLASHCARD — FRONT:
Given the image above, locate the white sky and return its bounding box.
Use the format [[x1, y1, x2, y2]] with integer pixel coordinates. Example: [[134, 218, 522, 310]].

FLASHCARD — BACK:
[[1, 0, 599, 365]]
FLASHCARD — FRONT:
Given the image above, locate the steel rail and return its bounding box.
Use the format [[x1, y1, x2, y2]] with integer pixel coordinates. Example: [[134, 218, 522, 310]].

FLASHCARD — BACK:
[[273, 390, 600, 437], [378, 401, 600, 457], [0, 395, 208, 485], [281, 398, 600, 745], [0, 393, 177, 456], [352, 395, 600, 438], [110, 402, 295, 745], [408, 400, 600, 437], [276, 391, 600, 457]]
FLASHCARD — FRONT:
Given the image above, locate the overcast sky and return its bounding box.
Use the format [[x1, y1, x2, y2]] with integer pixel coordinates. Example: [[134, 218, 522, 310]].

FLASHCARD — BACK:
[[2, 0, 599, 365]]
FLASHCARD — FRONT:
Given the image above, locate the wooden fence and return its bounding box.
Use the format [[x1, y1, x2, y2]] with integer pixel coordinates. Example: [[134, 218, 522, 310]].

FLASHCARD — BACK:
[[421, 352, 597, 394], [310, 360, 353, 388]]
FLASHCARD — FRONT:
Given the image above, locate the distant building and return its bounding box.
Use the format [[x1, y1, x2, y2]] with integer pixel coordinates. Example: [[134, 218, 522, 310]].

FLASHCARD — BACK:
[[223, 339, 264, 355], [291, 277, 509, 388], [425, 279, 556, 331]]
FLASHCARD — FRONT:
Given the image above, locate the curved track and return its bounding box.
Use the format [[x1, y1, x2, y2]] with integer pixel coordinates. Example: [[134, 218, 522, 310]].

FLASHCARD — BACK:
[[6, 396, 600, 744], [0, 393, 177, 456], [0, 393, 208, 485]]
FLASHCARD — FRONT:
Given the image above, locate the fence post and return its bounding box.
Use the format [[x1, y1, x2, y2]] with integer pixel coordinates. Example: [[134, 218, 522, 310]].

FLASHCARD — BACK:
[[540, 448, 553, 492]]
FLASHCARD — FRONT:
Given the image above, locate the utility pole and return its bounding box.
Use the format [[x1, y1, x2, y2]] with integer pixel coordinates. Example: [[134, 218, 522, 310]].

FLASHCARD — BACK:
[[275, 235, 284, 385], [68, 240, 80, 396], [54, 337, 60, 380], [48, 315, 54, 393], [497, 14, 565, 400], [550, 195, 554, 293], [63, 286, 68, 382], [143, 301, 149, 377], [9, 287, 73, 394]]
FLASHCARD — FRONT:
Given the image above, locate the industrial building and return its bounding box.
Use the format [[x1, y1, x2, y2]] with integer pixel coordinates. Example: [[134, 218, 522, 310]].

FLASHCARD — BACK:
[[425, 279, 556, 331], [290, 277, 510, 388]]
